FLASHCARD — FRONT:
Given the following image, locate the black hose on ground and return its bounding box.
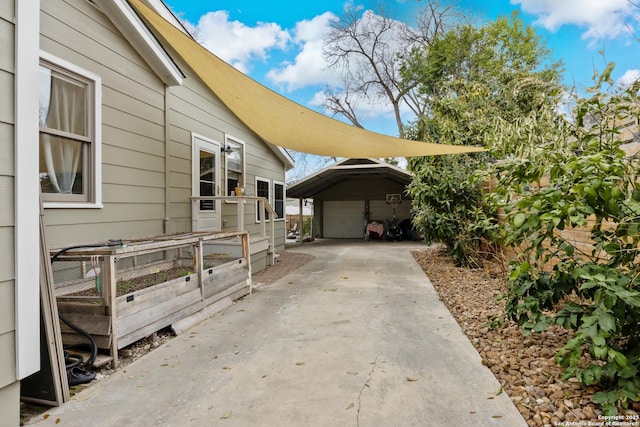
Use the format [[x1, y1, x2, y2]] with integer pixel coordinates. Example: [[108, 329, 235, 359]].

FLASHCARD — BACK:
[[51, 240, 124, 384], [58, 311, 98, 368]]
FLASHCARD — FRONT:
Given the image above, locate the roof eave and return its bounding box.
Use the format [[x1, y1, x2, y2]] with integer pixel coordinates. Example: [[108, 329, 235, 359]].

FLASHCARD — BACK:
[[140, 0, 192, 37], [93, 0, 184, 86]]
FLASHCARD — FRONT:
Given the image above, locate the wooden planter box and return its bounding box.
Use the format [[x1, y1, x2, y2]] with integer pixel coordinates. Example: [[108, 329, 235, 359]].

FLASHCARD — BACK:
[[54, 231, 251, 368]]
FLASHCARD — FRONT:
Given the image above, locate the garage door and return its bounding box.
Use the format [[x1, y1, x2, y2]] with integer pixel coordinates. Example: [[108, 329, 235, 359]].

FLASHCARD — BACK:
[[324, 201, 364, 238]]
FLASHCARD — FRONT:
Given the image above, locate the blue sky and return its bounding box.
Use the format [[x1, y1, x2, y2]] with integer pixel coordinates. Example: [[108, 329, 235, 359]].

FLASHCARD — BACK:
[[164, 0, 639, 177]]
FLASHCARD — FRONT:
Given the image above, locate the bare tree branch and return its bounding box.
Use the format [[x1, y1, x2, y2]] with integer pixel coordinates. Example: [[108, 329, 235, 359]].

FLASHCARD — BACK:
[[323, 87, 366, 128], [321, 0, 462, 138]]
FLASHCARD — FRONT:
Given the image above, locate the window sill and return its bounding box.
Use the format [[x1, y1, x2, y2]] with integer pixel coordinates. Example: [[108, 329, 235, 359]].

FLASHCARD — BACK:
[[43, 202, 103, 209]]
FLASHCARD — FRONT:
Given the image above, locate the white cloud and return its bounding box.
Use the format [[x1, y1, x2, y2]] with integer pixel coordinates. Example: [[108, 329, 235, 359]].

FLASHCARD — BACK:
[[284, 8, 418, 127], [266, 12, 341, 91], [618, 69, 640, 88], [266, 8, 415, 94], [183, 7, 414, 128], [191, 11, 291, 73], [512, 0, 639, 41]]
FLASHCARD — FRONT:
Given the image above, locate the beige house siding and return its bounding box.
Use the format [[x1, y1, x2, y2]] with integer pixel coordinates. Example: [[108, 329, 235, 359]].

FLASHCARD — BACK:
[[0, 0, 290, 419], [0, 0, 18, 422], [245, 143, 287, 251], [41, 0, 288, 263], [165, 71, 226, 233], [41, 0, 167, 247], [165, 57, 287, 255]]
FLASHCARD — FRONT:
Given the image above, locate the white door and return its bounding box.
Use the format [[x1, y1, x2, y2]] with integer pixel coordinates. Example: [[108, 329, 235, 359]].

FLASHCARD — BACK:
[[324, 200, 364, 238], [192, 134, 221, 231]]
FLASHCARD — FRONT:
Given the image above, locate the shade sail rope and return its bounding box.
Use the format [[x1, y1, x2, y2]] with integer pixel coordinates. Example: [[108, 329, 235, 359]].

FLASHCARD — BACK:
[[130, 0, 485, 158]]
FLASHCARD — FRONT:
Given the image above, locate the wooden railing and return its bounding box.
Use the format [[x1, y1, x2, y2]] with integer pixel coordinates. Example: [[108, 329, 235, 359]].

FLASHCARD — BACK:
[[190, 196, 278, 266]]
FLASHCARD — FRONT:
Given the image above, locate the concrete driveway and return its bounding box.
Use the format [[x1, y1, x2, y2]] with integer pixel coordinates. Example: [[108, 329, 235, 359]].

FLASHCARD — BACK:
[[27, 239, 526, 427]]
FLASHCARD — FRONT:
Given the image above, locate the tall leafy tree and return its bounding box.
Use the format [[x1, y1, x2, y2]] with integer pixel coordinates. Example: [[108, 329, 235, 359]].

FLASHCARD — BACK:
[[405, 11, 563, 148], [404, 13, 565, 265]]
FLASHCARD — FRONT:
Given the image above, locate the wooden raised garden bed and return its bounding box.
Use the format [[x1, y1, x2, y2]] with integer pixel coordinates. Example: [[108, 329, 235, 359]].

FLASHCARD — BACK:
[[52, 231, 251, 368]]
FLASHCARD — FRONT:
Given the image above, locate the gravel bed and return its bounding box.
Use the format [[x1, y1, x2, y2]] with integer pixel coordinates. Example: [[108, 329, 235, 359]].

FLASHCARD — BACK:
[[412, 246, 639, 427]]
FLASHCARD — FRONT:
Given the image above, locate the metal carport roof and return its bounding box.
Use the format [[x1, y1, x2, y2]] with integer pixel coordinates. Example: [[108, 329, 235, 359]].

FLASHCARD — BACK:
[[287, 158, 412, 199]]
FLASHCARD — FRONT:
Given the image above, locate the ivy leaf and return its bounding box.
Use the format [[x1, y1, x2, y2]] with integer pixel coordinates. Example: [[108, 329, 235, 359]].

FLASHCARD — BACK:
[[598, 314, 616, 333]]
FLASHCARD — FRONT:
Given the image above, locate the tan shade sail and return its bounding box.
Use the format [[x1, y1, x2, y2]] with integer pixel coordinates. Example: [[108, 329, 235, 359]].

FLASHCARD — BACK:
[[130, 0, 485, 158]]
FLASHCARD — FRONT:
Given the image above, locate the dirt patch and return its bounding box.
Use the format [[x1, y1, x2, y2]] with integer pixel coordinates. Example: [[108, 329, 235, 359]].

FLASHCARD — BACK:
[[412, 246, 639, 426], [251, 250, 315, 286]]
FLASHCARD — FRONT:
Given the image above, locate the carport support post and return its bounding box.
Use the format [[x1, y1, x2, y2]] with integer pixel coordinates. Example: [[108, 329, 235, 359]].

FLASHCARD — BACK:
[[298, 198, 303, 242]]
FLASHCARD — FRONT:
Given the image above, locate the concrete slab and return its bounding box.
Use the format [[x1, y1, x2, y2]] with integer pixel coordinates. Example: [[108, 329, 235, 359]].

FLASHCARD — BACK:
[[26, 240, 527, 427]]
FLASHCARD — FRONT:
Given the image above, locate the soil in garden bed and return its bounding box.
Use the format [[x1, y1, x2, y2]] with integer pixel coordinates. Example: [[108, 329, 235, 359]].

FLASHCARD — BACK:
[[73, 254, 242, 298], [74, 266, 198, 298], [115, 265, 195, 296]]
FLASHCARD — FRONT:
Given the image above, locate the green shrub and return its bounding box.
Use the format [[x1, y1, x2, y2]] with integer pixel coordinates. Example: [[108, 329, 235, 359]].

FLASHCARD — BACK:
[[496, 65, 640, 414], [407, 153, 496, 267]]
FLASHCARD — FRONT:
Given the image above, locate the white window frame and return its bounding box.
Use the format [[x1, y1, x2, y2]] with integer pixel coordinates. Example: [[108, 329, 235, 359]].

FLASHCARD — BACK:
[[223, 134, 245, 202], [255, 176, 271, 222], [273, 180, 285, 222], [191, 133, 221, 212], [40, 51, 102, 209]]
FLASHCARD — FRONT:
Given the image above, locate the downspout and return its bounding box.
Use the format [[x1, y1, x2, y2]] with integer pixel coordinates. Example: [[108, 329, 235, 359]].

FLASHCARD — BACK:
[[163, 85, 170, 233]]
